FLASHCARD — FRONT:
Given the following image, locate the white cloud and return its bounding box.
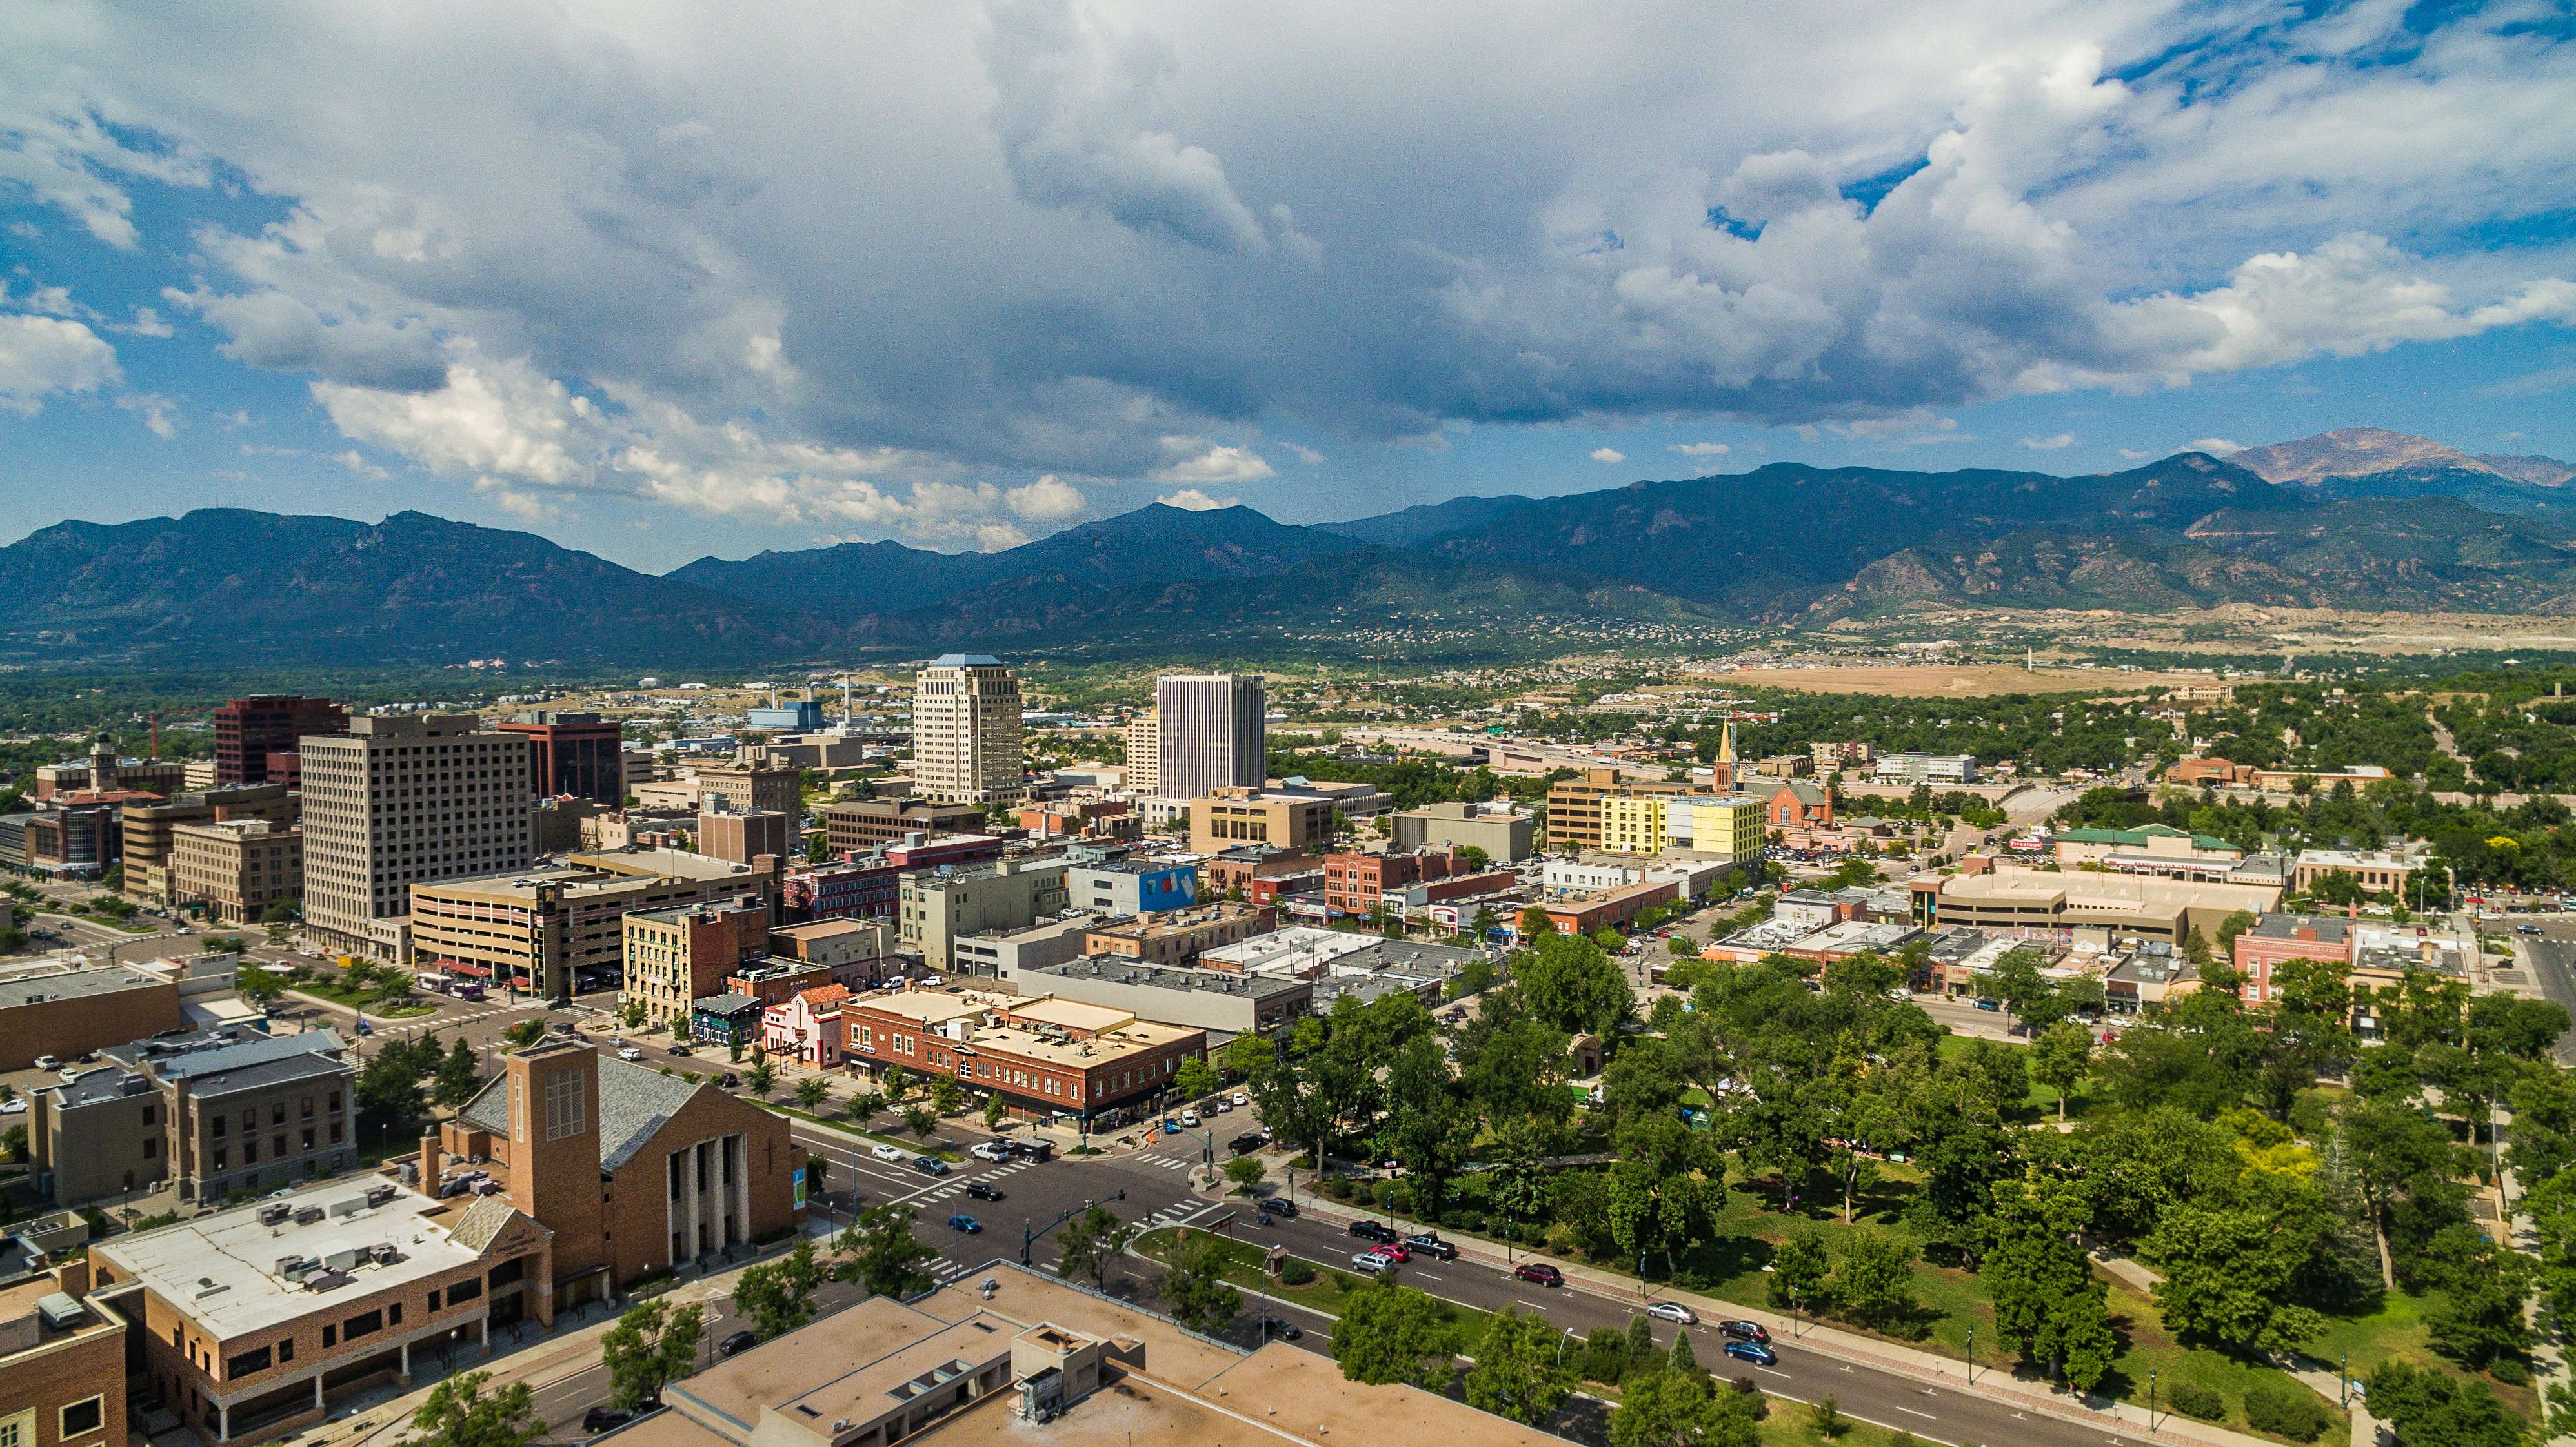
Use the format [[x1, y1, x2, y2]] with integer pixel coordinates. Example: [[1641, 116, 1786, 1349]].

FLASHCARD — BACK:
[[1591, 447, 1626, 463], [1005, 474, 1087, 520], [335, 449, 390, 481], [2118, 447, 2152, 459], [1155, 487, 1236, 510], [1669, 442, 1731, 458], [1147, 436, 1275, 485], [117, 392, 181, 438], [2019, 432, 2075, 449], [2190, 437, 2245, 456], [0, 314, 121, 415], [1283, 441, 1325, 465]]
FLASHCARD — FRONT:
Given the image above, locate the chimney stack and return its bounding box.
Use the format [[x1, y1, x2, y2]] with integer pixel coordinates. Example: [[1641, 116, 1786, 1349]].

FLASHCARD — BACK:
[[418, 1129, 441, 1193]]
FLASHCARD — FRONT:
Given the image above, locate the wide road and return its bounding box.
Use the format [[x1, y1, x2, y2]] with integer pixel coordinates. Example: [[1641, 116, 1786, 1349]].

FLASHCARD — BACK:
[[2511, 920, 2576, 1066]]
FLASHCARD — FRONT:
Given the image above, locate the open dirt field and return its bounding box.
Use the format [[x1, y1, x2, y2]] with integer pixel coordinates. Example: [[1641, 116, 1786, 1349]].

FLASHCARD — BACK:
[[1702, 663, 2219, 696]]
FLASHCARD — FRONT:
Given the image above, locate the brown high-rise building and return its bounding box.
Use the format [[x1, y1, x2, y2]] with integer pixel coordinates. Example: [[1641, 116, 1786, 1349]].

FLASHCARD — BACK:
[[496, 711, 627, 805], [698, 808, 791, 865], [214, 696, 348, 785]]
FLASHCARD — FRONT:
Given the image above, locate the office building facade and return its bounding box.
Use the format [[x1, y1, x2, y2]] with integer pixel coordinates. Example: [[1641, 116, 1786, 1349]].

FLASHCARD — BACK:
[[298, 716, 534, 960], [911, 654, 1024, 805], [170, 820, 303, 925], [1154, 674, 1265, 804], [496, 711, 626, 806], [214, 697, 349, 787], [1123, 711, 1160, 796]]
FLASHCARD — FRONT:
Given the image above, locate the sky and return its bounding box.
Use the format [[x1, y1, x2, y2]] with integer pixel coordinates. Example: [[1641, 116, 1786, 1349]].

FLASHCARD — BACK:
[[3, 0, 2573, 574]]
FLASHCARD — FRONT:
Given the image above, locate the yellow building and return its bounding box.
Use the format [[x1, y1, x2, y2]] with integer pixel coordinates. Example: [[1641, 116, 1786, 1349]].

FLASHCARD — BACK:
[[1685, 795, 1767, 860], [1600, 795, 1670, 855]]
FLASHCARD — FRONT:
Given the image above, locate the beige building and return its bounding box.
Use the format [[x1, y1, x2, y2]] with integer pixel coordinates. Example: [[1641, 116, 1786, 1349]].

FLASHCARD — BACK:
[[1154, 674, 1265, 802], [623, 898, 772, 1028], [1187, 786, 1335, 856], [1389, 800, 1535, 862], [696, 808, 790, 865], [407, 849, 777, 1000], [34, 1026, 355, 1208], [299, 715, 534, 960], [911, 654, 1023, 805], [896, 858, 1070, 973], [121, 782, 298, 906], [1083, 901, 1270, 966], [1933, 870, 2281, 946], [1123, 711, 1160, 796], [170, 820, 303, 925], [692, 750, 803, 820]]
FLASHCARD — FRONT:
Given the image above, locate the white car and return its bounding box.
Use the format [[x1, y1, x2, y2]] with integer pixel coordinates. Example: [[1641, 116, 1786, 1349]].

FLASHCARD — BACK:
[[617, 1046, 645, 1062], [32, 1054, 59, 1071], [1180, 1110, 1200, 1127], [871, 1143, 908, 1162], [1645, 1301, 1698, 1325], [969, 1141, 1014, 1162], [1214, 1099, 1231, 1113], [0, 1098, 25, 1115], [1231, 1091, 1247, 1107]]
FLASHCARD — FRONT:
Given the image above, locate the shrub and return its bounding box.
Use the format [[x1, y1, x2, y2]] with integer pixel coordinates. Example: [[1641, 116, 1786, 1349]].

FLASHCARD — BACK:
[[2243, 1384, 2331, 1442], [1443, 1208, 1486, 1233], [2165, 1381, 2226, 1422], [1579, 1326, 1629, 1385], [1278, 1259, 1316, 1286], [1321, 1176, 1354, 1202], [2488, 1359, 2529, 1387]]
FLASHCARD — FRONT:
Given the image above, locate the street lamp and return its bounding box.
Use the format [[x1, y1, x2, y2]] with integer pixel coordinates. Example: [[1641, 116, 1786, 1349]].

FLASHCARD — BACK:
[[1964, 1323, 1973, 1384], [2150, 1368, 2158, 1433], [1556, 1326, 1579, 1369]]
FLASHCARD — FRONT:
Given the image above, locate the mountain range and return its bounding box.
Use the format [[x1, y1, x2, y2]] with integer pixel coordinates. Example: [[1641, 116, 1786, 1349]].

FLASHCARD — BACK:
[[1, 429, 2568, 669]]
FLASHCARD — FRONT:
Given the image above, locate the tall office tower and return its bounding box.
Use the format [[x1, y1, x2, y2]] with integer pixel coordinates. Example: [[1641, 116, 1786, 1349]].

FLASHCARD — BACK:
[[1156, 673, 1266, 802], [214, 696, 349, 785], [1125, 711, 1160, 796], [911, 654, 1025, 804], [299, 714, 534, 958], [496, 711, 627, 805]]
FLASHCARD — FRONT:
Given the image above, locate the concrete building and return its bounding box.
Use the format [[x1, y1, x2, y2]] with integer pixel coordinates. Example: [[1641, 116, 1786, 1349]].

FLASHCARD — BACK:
[[697, 809, 791, 865], [121, 782, 299, 906], [896, 859, 1072, 974], [954, 913, 1109, 982], [0, 959, 185, 1071], [1021, 957, 1312, 1042], [911, 654, 1024, 805], [1873, 753, 1978, 785], [408, 849, 778, 1000], [1600, 794, 1669, 855], [2049, 825, 2245, 878], [214, 697, 348, 787], [841, 987, 1204, 1125], [439, 1038, 807, 1308], [298, 715, 534, 961], [0, 1262, 128, 1447], [1083, 901, 1270, 966], [34, 1026, 354, 1207], [1187, 786, 1335, 856], [2292, 847, 2427, 898], [1154, 674, 1265, 804], [1666, 794, 1767, 860], [494, 712, 626, 806], [692, 749, 804, 822], [1123, 711, 1160, 796], [821, 797, 989, 853], [768, 917, 892, 973], [1065, 860, 1197, 916], [1931, 871, 2280, 946], [169, 820, 303, 925], [623, 898, 773, 1029], [1198, 926, 1380, 976], [1542, 768, 1705, 853], [1389, 800, 1535, 862], [746, 700, 826, 731]]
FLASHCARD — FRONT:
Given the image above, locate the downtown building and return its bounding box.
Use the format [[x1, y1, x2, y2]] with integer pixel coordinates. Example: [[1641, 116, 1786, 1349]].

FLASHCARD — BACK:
[[1153, 673, 1264, 802], [911, 654, 1025, 804], [494, 711, 627, 806], [214, 696, 349, 787], [298, 715, 534, 960]]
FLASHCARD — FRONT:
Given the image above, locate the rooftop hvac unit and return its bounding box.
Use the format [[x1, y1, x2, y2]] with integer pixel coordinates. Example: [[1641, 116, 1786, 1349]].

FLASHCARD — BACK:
[[274, 1255, 309, 1279], [292, 1206, 325, 1225], [365, 1184, 399, 1208], [301, 1270, 350, 1293], [323, 1246, 362, 1271], [257, 1204, 292, 1227], [370, 1243, 400, 1264]]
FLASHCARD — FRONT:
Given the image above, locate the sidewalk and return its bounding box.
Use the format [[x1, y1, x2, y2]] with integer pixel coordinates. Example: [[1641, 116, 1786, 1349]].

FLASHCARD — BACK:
[[1265, 1169, 2288, 1447]]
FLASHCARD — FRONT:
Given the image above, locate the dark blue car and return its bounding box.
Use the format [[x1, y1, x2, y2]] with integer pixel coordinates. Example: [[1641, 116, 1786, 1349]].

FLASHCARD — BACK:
[[947, 1213, 981, 1233], [1723, 1339, 1777, 1367]]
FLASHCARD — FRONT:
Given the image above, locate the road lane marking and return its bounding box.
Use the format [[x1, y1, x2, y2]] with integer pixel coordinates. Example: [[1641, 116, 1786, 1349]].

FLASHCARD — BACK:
[[1895, 1406, 1937, 1419], [1755, 1366, 1793, 1379]]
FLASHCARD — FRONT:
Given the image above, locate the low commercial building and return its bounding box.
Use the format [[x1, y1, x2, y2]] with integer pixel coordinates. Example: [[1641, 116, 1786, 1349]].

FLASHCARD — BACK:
[[688, 993, 765, 1049], [2233, 912, 2356, 1004], [0, 959, 185, 1071], [1198, 926, 1380, 977], [821, 797, 987, 853], [696, 809, 792, 865], [1534, 879, 1677, 936], [2249, 764, 2393, 794], [954, 913, 1107, 983], [1020, 957, 1312, 1042], [841, 987, 1205, 1126], [896, 858, 1071, 974], [1187, 787, 1336, 856], [2049, 824, 2243, 875], [1195, 844, 1320, 896], [1930, 871, 2280, 947], [782, 857, 901, 922], [170, 820, 304, 925], [407, 848, 779, 999], [1066, 860, 1198, 916], [0, 1262, 128, 1447], [761, 985, 848, 1067], [1320, 848, 1485, 917], [1873, 753, 1977, 785], [622, 897, 772, 1029], [1083, 901, 1271, 966], [768, 917, 893, 971], [2292, 847, 2426, 898]]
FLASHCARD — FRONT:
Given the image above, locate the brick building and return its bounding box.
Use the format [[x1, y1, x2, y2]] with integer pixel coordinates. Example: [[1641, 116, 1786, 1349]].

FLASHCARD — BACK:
[[0, 1262, 127, 1447], [170, 820, 303, 925], [1320, 848, 1484, 917], [697, 809, 792, 865], [1767, 780, 1833, 830], [121, 782, 298, 907], [494, 711, 626, 806], [1083, 901, 1272, 966], [622, 897, 772, 1029], [841, 987, 1205, 1126], [214, 697, 348, 787], [0, 961, 184, 1071], [821, 798, 990, 853]]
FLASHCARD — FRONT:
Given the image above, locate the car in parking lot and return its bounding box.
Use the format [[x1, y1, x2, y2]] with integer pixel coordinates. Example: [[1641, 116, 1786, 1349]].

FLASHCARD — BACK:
[[720, 1330, 759, 1357], [1349, 1220, 1398, 1242], [1645, 1301, 1698, 1324], [1513, 1262, 1564, 1286], [1213, 1099, 1231, 1113], [871, 1143, 907, 1162], [1231, 1091, 1248, 1107], [1349, 1251, 1396, 1273], [1722, 1340, 1777, 1367], [947, 1213, 981, 1233], [1258, 1196, 1297, 1217], [31, 1054, 58, 1071], [1716, 1319, 1769, 1344], [914, 1156, 951, 1175], [1402, 1233, 1456, 1260], [966, 1180, 1004, 1200], [970, 1140, 1014, 1162]]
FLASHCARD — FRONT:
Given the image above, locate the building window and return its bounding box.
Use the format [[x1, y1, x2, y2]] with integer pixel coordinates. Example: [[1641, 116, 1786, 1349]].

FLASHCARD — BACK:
[[279, 1339, 294, 1363], [344, 1309, 382, 1340], [143, 1137, 157, 1158], [226, 1346, 272, 1378], [389, 1302, 403, 1326], [322, 1325, 336, 1347], [544, 1069, 585, 1140], [58, 1399, 103, 1441], [428, 1289, 441, 1311], [449, 1277, 482, 1304]]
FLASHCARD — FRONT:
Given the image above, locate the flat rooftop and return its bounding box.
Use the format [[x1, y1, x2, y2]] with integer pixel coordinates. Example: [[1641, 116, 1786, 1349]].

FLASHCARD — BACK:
[[94, 1180, 490, 1339], [0, 964, 170, 1009], [1198, 927, 1375, 972], [1031, 957, 1311, 1000], [771, 918, 878, 940]]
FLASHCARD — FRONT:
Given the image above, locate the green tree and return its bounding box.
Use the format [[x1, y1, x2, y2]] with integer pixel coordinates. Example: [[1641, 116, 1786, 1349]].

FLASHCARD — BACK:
[[1980, 1174, 2115, 1391], [1156, 1232, 1242, 1336], [789, 1075, 826, 1111], [236, 966, 286, 1010], [2416, 1223, 2535, 1369], [836, 1205, 941, 1300], [1382, 1033, 1477, 1218], [2030, 1023, 2094, 1122], [733, 1239, 823, 1337], [1808, 1395, 1847, 1439], [982, 1091, 1007, 1131], [903, 1104, 939, 1142], [599, 1299, 704, 1409], [1984, 947, 2065, 1032], [1333, 1278, 1453, 1388], [882, 1064, 909, 1102], [356, 1038, 430, 1136], [410, 1371, 539, 1447], [1829, 1231, 1920, 1330], [434, 1038, 484, 1109], [1625, 1311, 1658, 1373], [2146, 1203, 2326, 1352], [1769, 1229, 1831, 1313], [1609, 1368, 1760, 1447], [502, 1019, 545, 1050], [746, 1059, 776, 1095], [931, 1074, 962, 1116], [1224, 1155, 1266, 1195], [1053, 1206, 1136, 1290], [1465, 1308, 1574, 1424], [1518, 904, 1556, 942], [2364, 1362, 2524, 1447], [1174, 1053, 1220, 1102]]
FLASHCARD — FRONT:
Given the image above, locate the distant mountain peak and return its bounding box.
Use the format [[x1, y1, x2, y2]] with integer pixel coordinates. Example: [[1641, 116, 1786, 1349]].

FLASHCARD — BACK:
[[2477, 454, 2576, 488], [2230, 427, 2495, 484]]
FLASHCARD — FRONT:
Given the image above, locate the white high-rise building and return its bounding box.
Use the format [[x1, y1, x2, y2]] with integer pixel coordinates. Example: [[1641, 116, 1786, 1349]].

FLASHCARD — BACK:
[[1124, 711, 1160, 796], [300, 714, 533, 958], [911, 654, 1025, 804], [1156, 673, 1266, 803]]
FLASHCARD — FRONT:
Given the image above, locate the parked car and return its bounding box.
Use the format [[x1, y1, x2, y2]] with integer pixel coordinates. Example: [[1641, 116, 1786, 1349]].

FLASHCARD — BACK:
[[720, 1330, 759, 1357], [1231, 1091, 1249, 1107], [1403, 1233, 1457, 1260], [719, 1072, 740, 1088], [1349, 1251, 1396, 1273], [1717, 1320, 1769, 1344], [667, 1043, 692, 1056], [966, 1180, 1004, 1200], [582, 1406, 638, 1433], [970, 1140, 1014, 1162], [1256, 1316, 1303, 1341], [1723, 1340, 1778, 1367], [1513, 1262, 1564, 1286], [1229, 1132, 1267, 1155], [554, 1020, 580, 1035], [1180, 1110, 1200, 1127], [915, 1156, 952, 1175], [1349, 1220, 1398, 1242], [1367, 1242, 1411, 1263], [1646, 1301, 1698, 1324], [1214, 1099, 1231, 1113], [31, 1054, 58, 1071], [947, 1214, 981, 1233], [1972, 997, 2002, 1012]]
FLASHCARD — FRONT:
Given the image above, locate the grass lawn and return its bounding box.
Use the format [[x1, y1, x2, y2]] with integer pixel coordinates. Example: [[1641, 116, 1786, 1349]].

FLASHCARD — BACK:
[[294, 979, 438, 1017], [2091, 1273, 2352, 1444], [748, 1098, 967, 1162]]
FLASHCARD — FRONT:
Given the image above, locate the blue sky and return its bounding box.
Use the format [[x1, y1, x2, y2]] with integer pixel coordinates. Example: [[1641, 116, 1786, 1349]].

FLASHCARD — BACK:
[[4, 1, 2572, 574]]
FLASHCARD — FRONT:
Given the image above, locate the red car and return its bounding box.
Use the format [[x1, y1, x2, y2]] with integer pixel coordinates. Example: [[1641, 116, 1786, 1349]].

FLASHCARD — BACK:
[[1368, 1243, 1411, 1263], [1514, 1262, 1564, 1286]]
